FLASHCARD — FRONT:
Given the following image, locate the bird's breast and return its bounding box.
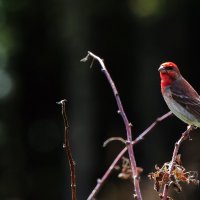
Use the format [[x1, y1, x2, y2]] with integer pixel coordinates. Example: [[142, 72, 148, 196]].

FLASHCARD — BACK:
[[162, 87, 200, 127]]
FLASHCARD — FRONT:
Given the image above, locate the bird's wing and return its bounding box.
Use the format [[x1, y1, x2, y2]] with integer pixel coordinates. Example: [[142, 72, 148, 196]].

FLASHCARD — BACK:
[[171, 78, 200, 118]]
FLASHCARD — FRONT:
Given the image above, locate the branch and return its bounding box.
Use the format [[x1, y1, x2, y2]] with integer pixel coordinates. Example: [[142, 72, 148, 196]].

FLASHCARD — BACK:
[[57, 99, 77, 200], [81, 51, 142, 199], [87, 147, 127, 200], [86, 111, 172, 200], [162, 125, 195, 200]]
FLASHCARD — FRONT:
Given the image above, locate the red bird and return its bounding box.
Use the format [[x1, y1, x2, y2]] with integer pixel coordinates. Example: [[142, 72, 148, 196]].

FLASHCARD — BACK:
[[158, 62, 200, 127]]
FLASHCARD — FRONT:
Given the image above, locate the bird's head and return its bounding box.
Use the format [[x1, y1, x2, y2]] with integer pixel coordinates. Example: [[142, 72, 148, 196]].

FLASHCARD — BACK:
[[158, 62, 181, 87]]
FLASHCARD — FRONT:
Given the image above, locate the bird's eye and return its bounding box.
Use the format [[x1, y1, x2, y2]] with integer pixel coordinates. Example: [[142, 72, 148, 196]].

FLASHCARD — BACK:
[[166, 66, 174, 70]]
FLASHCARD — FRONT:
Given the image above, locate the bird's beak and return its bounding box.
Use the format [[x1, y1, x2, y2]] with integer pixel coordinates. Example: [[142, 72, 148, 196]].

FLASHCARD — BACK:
[[158, 65, 166, 73]]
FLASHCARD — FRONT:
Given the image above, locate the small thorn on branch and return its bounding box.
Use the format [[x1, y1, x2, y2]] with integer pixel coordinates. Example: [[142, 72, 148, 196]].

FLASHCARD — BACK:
[[129, 123, 133, 127], [126, 140, 131, 145], [56, 99, 67, 105], [97, 179, 102, 184], [89, 58, 95, 68], [80, 54, 90, 63]]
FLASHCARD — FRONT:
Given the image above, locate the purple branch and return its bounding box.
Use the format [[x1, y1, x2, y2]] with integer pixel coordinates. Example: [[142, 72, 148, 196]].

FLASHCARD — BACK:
[[81, 51, 142, 199], [162, 125, 195, 200], [132, 111, 172, 145]]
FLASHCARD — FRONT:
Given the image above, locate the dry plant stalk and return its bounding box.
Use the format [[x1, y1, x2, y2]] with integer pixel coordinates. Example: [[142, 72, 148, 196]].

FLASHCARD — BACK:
[[161, 126, 197, 200], [58, 99, 77, 200], [148, 125, 199, 200]]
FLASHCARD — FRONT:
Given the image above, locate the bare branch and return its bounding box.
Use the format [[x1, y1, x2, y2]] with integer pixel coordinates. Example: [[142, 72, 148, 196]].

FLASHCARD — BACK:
[[81, 51, 142, 199], [87, 147, 127, 200], [162, 125, 195, 200], [57, 99, 77, 200], [132, 111, 172, 145]]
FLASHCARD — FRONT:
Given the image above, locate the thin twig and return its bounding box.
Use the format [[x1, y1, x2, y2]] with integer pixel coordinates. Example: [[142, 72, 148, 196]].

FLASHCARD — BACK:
[[162, 125, 195, 200], [103, 137, 126, 147], [57, 99, 77, 200], [86, 111, 172, 199], [132, 111, 172, 145], [87, 147, 127, 200], [81, 51, 142, 199]]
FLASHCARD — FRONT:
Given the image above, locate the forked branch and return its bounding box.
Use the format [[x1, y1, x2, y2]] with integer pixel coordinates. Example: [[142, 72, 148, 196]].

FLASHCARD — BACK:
[[87, 111, 172, 200]]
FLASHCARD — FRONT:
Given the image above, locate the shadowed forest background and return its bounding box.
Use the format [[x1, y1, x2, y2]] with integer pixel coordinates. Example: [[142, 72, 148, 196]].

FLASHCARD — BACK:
[[1, 0, 200, 199]]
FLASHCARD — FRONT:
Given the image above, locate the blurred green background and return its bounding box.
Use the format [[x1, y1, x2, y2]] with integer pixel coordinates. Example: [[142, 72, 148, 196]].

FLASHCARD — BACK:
[[1, 0, 200, 199]]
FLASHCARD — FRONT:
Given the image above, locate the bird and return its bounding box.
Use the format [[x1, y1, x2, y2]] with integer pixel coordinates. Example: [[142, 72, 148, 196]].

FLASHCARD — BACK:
[[158, 62, 200, 128]]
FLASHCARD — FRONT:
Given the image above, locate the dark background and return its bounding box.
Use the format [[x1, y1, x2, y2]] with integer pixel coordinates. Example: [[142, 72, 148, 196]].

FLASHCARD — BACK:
[[1, 0, 200, 199]]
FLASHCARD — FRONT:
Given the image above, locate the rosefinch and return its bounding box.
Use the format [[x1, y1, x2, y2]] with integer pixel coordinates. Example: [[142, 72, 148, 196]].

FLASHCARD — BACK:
[[158, 62, 200, 127]]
